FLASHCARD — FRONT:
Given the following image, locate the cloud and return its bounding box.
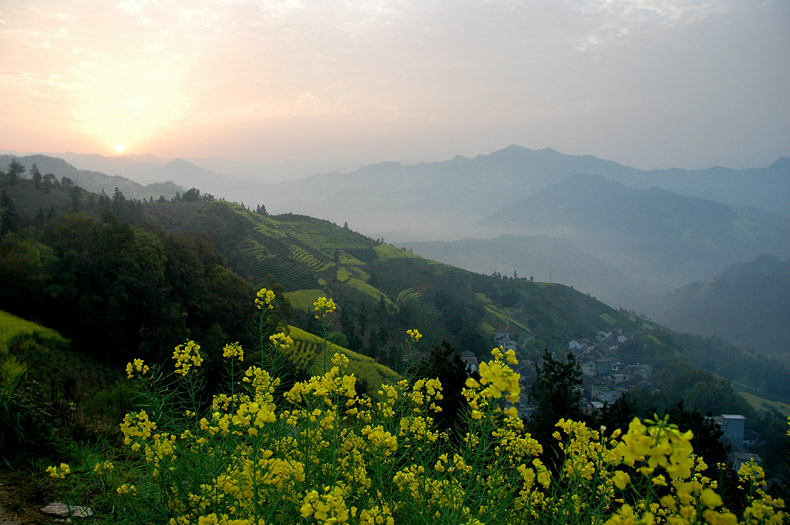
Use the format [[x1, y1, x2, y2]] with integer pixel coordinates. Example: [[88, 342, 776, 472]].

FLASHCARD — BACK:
[[570, 0, 729, 50]]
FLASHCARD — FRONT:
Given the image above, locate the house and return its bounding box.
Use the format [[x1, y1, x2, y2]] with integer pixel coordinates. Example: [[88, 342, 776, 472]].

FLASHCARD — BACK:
[[717, 414, 746, 448], [460, 350, 479, 374]]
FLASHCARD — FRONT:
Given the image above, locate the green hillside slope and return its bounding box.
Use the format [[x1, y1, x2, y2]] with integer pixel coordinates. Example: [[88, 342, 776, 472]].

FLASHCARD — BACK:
[[2, 169, 788, 405]]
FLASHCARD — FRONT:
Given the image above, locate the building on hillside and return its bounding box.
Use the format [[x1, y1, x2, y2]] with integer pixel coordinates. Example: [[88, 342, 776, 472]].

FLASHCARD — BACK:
[[460, 350, 478, 374], [717, 414, 746, 447], [711, 414, 764, 471]]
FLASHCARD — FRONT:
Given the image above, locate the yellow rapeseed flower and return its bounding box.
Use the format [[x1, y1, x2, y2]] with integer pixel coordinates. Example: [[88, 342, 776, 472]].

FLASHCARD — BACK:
[[222, 342, 244, 361], [313, 296, 337, 319], [255, 288, 275, 310], [126, 358, 149, 379], [172, 340, 203, 375], [46, 463, 70, 479]]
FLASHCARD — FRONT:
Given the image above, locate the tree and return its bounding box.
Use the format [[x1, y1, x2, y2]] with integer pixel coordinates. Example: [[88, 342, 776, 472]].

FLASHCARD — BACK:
[[6, 159, 25, 185], [1, 190, 20, 233], [182, 187, 201, 202], [532, 348, 583, 424], [42, 173, 57, 192], [69, 186, 81, 213], [31, 164, 42, 188], [411, 340, 472, 433]]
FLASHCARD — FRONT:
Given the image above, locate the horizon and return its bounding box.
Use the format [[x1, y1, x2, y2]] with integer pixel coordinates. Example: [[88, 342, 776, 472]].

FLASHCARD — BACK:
[[2, 142, 788, 185], [1, 1, 788, 177]]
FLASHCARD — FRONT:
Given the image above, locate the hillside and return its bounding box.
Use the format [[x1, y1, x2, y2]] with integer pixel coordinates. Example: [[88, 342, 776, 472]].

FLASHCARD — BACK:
[[479, 173, 790, 289], [141, 200, 790, 404], [398, 234, 641, 305], [2, 164, 789, 406], [0, 154, 183, 201], [142, 200, 634, 357], [641, 255, 790, 367]]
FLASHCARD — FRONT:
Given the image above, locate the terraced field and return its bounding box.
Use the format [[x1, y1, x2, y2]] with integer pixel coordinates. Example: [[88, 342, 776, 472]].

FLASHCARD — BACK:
[[288, 326, 400, 389], [284, 289, 326, 312], [279, 338, 319, 372], [290, 245, 333, 273]]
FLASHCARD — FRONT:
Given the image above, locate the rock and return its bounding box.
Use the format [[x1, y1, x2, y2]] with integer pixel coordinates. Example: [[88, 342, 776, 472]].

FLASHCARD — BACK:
[[40, 502, 93, 519]]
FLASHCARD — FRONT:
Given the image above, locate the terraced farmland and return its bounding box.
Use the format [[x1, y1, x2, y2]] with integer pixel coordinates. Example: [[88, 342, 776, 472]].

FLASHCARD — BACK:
[[288, 326, 401, 389], [290, 245, 333, 273]]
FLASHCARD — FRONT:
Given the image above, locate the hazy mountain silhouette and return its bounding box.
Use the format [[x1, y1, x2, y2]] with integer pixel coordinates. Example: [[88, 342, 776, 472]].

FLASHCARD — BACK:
[[479, 173, 790, 288], [265, 145, 789, 229], [0, 154, 182, 200], [640, 255, 790, 366], [398, 234, 639, 303]]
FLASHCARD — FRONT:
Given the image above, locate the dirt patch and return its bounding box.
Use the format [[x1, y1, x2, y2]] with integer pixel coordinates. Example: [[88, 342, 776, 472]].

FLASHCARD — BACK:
[[0, 469, 56, 524]]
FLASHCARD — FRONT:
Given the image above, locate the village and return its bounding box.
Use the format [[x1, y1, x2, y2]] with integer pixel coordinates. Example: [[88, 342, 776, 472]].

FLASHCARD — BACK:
[[459, 329, 763, 472]]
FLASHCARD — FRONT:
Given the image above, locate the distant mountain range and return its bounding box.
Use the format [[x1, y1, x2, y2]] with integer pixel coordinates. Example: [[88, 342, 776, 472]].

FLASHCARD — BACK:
[[479, 173, 790, 288], [264, 145, 789, 230], [4, 144, 788, 302], [0, 154, 183, 201]]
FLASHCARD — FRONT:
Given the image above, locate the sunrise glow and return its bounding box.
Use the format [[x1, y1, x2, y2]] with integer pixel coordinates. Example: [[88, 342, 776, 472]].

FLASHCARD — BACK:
[[115, 143, 125, 153]]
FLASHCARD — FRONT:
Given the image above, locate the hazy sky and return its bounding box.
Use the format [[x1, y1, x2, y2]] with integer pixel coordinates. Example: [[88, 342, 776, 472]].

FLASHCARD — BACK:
[[1, 0, 788, 173]]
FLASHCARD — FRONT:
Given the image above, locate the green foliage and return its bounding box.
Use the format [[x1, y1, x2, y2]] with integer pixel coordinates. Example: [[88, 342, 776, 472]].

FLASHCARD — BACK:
[[0, 213, 256, 365], [531, 348, 583, 425], [284, 289, 326, 311], [410, 340, 472, 433]]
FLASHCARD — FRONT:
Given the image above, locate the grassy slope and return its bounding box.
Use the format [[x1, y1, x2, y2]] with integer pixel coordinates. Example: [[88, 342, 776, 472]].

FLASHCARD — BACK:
[[0, 310, 68, 353], [286, 325, 401, 389]]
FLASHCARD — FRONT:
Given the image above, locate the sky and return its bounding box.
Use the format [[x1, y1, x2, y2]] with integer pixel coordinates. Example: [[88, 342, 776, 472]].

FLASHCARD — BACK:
[[1, 0, 788, 176]]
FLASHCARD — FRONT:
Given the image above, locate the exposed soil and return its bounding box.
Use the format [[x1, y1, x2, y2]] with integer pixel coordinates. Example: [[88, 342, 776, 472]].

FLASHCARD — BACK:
[[0, 469, 56, 525]]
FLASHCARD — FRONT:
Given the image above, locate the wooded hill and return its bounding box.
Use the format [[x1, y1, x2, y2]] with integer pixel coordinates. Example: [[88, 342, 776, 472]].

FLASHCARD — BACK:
[[1, 163, 788, 411]]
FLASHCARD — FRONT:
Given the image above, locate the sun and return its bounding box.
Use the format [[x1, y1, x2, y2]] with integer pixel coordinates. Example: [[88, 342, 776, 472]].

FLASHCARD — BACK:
[[115, 143, 125, 154]]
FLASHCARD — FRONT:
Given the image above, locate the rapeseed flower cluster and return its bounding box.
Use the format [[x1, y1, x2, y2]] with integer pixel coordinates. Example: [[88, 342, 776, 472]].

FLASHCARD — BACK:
[[125, 358, 149, 379], [46, 463, 70, 478], [46, 292, 787, 524], [405, 329, 422, 343], [222, 342, 244, 361], [172, 340, 203, 375], [314, 296, 337, 320], [268, 331, 293, 351], [254, 288, 275, 310]]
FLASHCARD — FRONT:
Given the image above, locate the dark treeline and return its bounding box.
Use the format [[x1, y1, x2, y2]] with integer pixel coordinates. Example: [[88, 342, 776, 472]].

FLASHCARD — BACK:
[[0, 211, 257, 364]]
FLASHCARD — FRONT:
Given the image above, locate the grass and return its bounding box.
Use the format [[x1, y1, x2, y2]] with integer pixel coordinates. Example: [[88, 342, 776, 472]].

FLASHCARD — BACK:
[[737, 390, 790, 417], [284, 289, 326, 312], [287, 326, 400, 389], [483, 305, 531, 334], [336, 267, 350, 282], [0, 310, 68, 354], [373, 243, 421, 261]]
